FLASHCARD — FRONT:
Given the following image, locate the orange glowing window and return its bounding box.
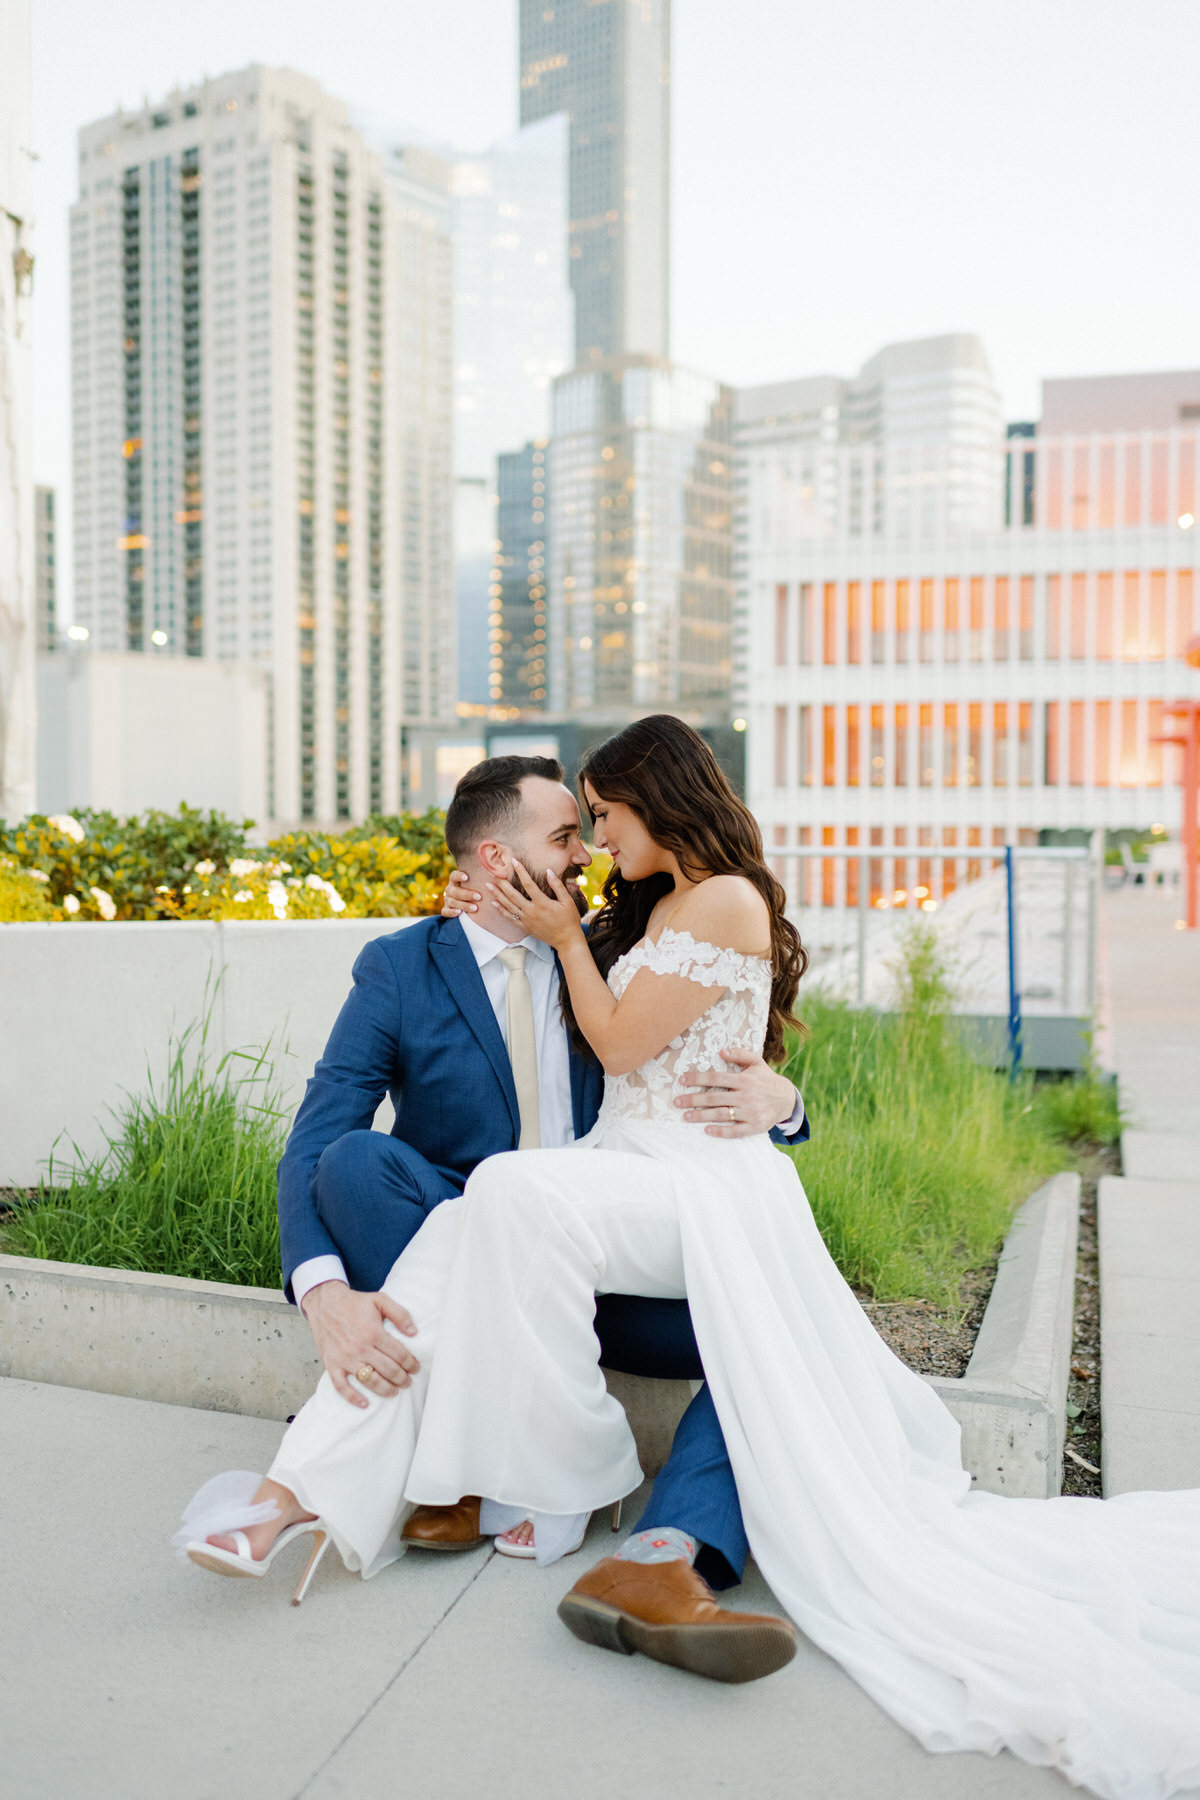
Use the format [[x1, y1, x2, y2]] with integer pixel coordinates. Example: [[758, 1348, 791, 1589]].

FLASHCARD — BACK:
[[1068, 701, 1086, 786], [823, 583, 839, 665], [798, 583, 814, 665], [943, 577, 960, 664], [1019, 575, 1034, 661], [1070, 573, 1088, 660], [823, 705, 837, 786], [993, 577, 1010, 661], [1045, 702, 1061, 786], [1046, 446, 1064, 530], [1119, 700, 1138, 788], [993, 702, 1010, 786], [918, 704, 934, 786], [895, 581, 910, 665], [846, 582, 862, 665], [1178, 571, 1195, 651], [1146, 700, 1164, 787], [1071, 444, 1091, 529], [1178, 438, 1197, 524], [1122, 571, 1142, 659], [919, 579, 935, 664], [1149, 439, 1169, 525], [870, 705, 885, 787], [1123, 443, 1143, 528], [1046, 574, 1063, 659], [943, 703, 960, 787], [1018, 702, 1033, 787], [774, 584, 789, 665], [1094, 700, 1112, 788], [1096, 573, 1114, 660], [968, 577, 985, 662], [894, 703, 909, 787], [844, 827, 860, 907], [821, 825, 836, 907], [967, 703, 983, 788], [798, 705, 813, 786], [1097, 442, 1116, 529], [846, 705, 861, 786], [773, 706, 787, 786], [871, 581, 887, 665], [1147, 571, 1166, 659]]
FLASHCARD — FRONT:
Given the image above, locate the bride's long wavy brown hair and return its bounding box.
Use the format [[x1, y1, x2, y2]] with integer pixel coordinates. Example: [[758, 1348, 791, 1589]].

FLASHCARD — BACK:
[[567, 715, 807, 1064]]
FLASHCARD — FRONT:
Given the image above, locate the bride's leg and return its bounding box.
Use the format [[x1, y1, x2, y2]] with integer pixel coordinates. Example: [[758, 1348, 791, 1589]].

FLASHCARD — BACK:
[[406, 1149, 686, 1520], [261, 1198, 466, 1577]]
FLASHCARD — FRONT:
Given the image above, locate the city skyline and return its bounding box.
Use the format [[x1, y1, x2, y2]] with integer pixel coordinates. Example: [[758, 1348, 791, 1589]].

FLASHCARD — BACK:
[[31, 0, 1200, 619]]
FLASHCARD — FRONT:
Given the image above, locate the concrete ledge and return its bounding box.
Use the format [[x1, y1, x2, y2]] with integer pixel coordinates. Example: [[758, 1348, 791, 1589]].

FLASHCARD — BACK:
[[2, 1175, 1078, 1497], [0, 1253, 692, 1476], [927, 1171, 1080, 1498]]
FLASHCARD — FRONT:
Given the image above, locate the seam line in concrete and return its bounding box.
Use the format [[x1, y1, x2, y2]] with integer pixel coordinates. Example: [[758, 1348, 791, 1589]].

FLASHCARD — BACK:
[[291, 1550, 497, 1800]]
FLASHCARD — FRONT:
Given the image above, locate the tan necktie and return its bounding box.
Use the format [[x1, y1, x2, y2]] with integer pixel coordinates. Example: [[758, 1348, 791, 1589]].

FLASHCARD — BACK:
[[497, 944, 541, 1149]]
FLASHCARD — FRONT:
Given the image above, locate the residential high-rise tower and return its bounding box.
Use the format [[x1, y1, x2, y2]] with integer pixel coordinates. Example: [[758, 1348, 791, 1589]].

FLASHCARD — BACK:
[[71, 67, 454, 824], [0, 0, 35, 820]]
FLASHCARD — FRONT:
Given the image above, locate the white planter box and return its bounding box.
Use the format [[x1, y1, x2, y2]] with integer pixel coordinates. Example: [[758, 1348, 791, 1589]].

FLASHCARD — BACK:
[[0, 918, 418, 1188]]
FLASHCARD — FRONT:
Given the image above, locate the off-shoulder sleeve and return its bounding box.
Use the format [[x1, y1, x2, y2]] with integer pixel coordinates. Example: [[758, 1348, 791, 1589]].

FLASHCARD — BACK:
[[639, 927, 771, 997]]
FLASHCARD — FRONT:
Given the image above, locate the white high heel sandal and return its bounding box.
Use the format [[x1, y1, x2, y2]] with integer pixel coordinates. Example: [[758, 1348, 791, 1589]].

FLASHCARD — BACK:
[[173, 1470, 332, 1606], [492, 1498, 624, 1562]]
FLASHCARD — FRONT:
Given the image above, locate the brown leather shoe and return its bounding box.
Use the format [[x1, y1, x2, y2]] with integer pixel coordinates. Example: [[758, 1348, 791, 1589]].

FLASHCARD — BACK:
[[557, 1556, 797, 1684], [401, 1496, 486, 1552]]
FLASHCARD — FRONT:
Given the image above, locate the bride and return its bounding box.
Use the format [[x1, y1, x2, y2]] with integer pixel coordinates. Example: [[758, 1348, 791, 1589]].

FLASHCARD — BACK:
[[180, 715, 1200, 1800]]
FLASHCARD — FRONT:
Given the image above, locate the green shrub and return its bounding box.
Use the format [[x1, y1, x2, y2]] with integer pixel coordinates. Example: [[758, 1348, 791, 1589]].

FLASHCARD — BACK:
[[0, 856, 57, 921], [1030, 1070, 1122, 1146]]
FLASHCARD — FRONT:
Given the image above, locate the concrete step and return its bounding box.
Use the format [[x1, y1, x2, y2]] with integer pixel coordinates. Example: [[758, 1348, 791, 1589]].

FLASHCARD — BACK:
[[1098, 1174, 1200, 1496]]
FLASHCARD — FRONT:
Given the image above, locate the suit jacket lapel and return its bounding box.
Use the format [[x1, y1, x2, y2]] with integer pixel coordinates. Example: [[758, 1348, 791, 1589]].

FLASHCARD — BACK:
[[429, 918, 520, 1138], [555, 949, 596, 1137]]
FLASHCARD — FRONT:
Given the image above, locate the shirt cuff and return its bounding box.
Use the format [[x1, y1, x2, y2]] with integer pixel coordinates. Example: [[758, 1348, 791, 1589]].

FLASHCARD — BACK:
[[777, 1089, 806, 1137], [292, 1255, 349, 1311]]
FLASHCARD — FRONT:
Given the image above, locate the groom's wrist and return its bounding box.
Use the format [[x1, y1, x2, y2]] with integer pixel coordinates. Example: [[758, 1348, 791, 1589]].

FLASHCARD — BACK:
[[294, 1255, 350, 1314]]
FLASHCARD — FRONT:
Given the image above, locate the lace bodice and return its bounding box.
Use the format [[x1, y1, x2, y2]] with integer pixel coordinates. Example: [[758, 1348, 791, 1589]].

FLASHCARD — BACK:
[[597, 926, 772, 1125]]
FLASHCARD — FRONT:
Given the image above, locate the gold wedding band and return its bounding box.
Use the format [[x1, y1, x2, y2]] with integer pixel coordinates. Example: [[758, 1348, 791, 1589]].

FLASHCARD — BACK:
[[728, 1106, 736, 1123], [355, 1364, 376, 1384]]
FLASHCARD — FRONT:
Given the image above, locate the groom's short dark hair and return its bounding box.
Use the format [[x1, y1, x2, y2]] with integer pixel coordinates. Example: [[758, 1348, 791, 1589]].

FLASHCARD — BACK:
[[445, 754, 565, 859]]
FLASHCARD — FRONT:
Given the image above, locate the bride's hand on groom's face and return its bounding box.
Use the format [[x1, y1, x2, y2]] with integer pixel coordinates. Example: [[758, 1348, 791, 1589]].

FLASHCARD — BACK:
[[490, 860, 583, 949]]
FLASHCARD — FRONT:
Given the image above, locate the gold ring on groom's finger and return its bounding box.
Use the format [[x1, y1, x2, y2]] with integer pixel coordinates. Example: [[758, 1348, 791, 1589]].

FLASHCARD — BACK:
[[356, 1364, 376, 1384], [728, 1106, 736, 1123]]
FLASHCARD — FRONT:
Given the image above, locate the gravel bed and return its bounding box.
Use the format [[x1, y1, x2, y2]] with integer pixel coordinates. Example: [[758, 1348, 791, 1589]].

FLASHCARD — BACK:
[[855, 1261, 997, 1380]]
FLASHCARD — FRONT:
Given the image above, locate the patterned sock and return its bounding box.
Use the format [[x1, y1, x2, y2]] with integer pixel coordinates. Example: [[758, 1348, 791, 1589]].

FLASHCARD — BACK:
[[611, 1526, 698, 1567]]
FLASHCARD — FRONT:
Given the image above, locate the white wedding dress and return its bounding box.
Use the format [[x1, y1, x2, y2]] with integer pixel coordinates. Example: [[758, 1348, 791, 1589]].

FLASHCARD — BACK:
[[268, 929, 1200, 1800]]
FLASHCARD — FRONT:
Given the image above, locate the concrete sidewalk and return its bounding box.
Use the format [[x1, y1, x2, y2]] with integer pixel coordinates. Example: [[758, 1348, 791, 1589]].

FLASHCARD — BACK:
[[1, 1377, 1072, 1800], [1099, 883, 1200, 1498]]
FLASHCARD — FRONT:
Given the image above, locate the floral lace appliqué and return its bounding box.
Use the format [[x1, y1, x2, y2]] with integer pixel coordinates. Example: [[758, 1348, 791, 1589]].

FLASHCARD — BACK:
[[599, 927, 772, 1126]]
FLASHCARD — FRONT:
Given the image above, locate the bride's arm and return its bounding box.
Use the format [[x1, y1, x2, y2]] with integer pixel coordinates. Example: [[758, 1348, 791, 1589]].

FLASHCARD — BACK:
[[492, 864, 767, 1077]]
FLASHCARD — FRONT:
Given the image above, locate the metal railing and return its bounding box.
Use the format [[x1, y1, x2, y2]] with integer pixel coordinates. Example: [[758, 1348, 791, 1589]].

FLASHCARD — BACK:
[[768, 837, 1103, 1067]]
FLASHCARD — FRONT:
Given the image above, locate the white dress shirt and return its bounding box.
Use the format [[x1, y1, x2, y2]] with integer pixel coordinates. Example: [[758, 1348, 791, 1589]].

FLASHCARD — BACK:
[[292, 917, 805, 1309]]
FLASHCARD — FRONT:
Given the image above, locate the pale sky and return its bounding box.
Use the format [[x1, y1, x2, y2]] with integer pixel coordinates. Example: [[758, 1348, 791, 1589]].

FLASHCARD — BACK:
[[29, 0, 1200, 606]]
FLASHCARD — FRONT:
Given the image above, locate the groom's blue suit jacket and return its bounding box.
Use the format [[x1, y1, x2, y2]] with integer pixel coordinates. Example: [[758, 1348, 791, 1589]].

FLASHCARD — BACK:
[[278, 916, 605, 1295]]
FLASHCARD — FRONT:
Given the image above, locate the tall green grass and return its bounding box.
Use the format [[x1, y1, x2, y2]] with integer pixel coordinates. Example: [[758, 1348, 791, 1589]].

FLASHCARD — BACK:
[[4, 924, 1114, 1304], [3, 1021, 287, 1287], [780, 924, 1078, 1307]]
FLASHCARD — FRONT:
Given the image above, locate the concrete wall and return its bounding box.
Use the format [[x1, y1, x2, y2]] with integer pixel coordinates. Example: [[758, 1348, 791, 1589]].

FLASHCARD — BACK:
[[0, 918, 418, 1188], [35, 648, 269, 819]]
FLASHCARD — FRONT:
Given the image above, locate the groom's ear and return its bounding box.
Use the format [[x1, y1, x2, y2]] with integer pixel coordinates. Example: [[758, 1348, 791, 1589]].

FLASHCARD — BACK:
[[476, 839, 510, 878]]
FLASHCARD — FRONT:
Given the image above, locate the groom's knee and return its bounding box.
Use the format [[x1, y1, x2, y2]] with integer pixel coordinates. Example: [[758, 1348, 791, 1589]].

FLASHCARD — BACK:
[[313, 1130, 384, 1209]]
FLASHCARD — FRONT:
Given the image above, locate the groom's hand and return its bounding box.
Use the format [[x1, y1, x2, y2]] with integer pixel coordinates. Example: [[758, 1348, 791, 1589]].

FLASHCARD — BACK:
[[675, 1049, 799, 1139], [301, 1281, 420, 1409]]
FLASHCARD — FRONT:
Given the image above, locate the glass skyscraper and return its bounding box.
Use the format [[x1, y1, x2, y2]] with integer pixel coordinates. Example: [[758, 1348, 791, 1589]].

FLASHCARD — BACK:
[[519, 0, 670, 365]]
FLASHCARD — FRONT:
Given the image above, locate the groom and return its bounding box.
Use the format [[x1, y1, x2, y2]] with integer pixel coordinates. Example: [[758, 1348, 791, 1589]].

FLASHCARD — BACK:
[[278, 753, 808, 1682]]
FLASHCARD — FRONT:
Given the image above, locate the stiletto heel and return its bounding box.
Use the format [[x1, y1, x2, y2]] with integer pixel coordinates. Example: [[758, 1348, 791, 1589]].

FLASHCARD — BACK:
[[611, 1499, 623, 1533], [291, 1529, 331, 1606]]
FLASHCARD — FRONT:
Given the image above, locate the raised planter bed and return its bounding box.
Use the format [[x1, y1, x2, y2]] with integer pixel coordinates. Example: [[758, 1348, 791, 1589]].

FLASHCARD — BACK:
[[0, 1172, 1078, 1494]]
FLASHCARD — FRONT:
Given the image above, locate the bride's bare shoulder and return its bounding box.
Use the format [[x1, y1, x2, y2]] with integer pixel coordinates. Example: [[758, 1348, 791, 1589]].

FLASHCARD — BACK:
[[672, 875, 771, 957]]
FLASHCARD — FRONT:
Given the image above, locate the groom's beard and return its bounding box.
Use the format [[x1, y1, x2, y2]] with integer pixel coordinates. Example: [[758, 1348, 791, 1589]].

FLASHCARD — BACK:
[[511, 863, 588, 918]]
